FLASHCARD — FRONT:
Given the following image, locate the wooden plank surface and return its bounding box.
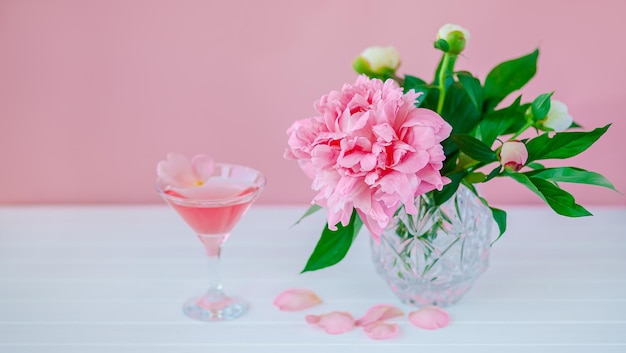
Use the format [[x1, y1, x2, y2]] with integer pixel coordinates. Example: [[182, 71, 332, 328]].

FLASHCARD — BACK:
[[0, 205, 625, 352]]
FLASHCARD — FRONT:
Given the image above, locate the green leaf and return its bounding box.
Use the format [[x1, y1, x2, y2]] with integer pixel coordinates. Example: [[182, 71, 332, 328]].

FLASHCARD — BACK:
[[490, 206, 507, 243], [441, 82, 481, 135], [402, 77, 437, 107], [301, 210, 363, 273], [404, 75, 426, 89], [456, 71, 483, 112], [531, 92, 553, 120], [475, 96, 526, 146], [476, 196, 507, 243], [434, 171, 465, 205], [451, 135, 497, 162], [530, 178, 592, 217], [526, 124, 610, 162], [434, 38, 450, 52], [526, 162, 545, 170], [291, 204, 322, 228], [506, 172, 592, 217], [485, 165, 502, 181], [525, 167, 619, 192], [464, 172, 486, 184], [483, 49, 539, 111]]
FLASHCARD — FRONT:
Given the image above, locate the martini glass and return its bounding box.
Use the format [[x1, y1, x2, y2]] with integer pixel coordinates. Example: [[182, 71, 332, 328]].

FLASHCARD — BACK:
[[156, 163, 266, 321]]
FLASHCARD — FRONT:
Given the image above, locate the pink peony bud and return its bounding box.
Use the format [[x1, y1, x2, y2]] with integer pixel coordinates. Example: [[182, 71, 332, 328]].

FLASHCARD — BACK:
[[499, 141, 528, 172]]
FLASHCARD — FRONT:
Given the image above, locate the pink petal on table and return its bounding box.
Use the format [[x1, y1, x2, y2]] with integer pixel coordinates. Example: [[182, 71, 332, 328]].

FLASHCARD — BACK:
[[305, 311, 355, 334], [355, 304, 404, 326], [273, 289, 322, 311], [363, 321, 400, 340], [408, 306, 450, 330]]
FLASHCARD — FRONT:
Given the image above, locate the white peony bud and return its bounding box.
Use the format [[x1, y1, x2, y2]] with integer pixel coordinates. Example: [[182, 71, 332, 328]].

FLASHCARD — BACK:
[[542, 100, 573, 132], [353, 46, 401, 76], [437, 24, 470, 54]]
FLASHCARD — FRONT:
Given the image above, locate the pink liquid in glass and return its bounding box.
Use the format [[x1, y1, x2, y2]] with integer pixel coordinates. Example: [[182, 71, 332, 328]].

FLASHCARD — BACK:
[[164, 180, 258, 256]]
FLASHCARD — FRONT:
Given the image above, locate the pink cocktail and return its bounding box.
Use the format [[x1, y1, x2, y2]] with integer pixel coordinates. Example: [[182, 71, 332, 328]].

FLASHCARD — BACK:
[[157, 163, 265, 321]]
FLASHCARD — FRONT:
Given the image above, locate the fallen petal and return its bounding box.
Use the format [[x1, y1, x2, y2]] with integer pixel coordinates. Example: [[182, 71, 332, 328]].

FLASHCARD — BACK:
[[408, 306, 450, 330], [356, 304, 404, 326], [305, 311, 355, 334], [273, 289, 322, 311], [363, 321, 400, 340]]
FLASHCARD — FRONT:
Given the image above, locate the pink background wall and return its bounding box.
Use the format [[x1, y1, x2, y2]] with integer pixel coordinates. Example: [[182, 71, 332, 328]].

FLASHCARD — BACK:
[[1, 0, 624, 206]]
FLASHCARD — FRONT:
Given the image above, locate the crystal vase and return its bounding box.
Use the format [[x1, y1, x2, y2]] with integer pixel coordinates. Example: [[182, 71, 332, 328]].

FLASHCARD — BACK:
[[370, 185, 494, 307]]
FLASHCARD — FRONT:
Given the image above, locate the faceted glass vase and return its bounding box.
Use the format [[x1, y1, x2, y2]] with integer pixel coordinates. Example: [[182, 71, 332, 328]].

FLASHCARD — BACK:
[[370, 185, 494, 307]]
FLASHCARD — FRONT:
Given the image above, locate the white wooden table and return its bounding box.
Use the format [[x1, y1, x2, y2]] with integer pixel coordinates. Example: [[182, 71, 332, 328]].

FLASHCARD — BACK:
[[0, 205, 625, 352]]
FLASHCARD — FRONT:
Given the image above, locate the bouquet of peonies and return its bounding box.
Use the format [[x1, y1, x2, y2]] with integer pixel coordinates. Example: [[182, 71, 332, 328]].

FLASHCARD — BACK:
[[285, 24, 617, 273]]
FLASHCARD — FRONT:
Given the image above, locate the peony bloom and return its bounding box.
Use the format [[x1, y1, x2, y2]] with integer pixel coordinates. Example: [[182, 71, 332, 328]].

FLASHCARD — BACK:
[[437, 24, 470, 54], [285, 76, 451, 241], [353, 46, 401, 76], [542, 100, 573, 132], [499, 140, 528, 172]]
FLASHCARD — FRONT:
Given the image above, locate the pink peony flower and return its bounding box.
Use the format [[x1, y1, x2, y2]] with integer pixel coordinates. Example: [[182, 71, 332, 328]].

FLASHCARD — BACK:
[[285, 76, 451, 240]]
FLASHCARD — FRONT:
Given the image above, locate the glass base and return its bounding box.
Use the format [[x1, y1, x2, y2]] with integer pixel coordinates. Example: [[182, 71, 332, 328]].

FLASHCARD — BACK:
[[183, 295, 249, 321]]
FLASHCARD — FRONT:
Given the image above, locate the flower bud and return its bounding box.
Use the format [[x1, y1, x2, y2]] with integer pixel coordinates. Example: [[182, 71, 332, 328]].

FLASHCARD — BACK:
[[541, 100, 573, 132], [499, 141, 528, 172], [352, 46, 401, 77], [437, 24, 470, 54]]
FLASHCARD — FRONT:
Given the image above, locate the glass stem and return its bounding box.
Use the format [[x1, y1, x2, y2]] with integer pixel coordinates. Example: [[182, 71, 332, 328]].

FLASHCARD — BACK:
[[205, 254, 225, 302], [198, 233, 228, 303]]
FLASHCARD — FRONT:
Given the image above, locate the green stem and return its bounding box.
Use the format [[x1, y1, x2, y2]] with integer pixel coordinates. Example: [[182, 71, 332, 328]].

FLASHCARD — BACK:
[[510, 120, 533, 140], [436, 53, 451, 114]]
